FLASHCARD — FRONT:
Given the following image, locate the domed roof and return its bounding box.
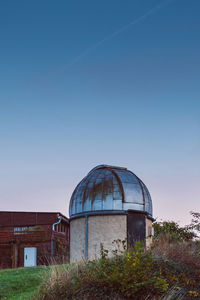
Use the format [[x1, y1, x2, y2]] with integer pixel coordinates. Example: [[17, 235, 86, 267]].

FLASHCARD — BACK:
[[69, 165, 153, 218]]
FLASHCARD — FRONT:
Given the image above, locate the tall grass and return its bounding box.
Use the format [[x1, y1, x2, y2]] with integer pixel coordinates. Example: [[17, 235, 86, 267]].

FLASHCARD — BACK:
[[32, 237, 200, 300], [32, 263, 189, 300], [152, 233, 200, 268]]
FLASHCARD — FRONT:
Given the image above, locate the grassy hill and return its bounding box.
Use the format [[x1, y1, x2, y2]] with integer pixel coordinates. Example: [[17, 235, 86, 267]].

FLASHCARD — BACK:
[[0, 266, 49, 300], [1, 237, 200, 300]]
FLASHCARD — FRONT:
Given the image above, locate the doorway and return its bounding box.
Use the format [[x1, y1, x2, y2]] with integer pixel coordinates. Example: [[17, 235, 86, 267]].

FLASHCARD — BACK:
[[24, 247, 37, 267]]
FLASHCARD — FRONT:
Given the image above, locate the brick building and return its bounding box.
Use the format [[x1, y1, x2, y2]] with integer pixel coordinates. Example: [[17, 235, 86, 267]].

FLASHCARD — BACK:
[[0, 211, 69, 269]]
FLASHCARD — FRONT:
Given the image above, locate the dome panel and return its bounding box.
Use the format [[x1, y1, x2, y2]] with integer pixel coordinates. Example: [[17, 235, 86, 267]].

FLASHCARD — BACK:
[[122, 183, 143, 204], [69, 165, 153, 218], [114, 169, 139, 184]]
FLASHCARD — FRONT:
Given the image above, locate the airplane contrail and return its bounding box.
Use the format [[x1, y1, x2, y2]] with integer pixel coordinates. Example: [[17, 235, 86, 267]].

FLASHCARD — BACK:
[[67, 0, 177, 66], [37, 0, 176, 84]]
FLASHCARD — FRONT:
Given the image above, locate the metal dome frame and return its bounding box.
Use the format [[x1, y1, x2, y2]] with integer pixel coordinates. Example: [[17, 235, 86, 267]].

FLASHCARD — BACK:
[[69, 165, 153, 218]]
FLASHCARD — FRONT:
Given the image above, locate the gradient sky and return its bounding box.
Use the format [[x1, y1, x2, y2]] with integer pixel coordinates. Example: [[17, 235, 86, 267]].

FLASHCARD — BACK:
[[0, 0, 199, 225]]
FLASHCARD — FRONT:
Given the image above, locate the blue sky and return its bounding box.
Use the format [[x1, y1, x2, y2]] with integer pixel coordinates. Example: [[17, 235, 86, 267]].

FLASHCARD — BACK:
[[0, 0, 199, 224]]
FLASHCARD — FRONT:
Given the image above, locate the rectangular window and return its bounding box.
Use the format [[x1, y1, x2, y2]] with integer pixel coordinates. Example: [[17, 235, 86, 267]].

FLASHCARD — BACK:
[[14, 226, 34, 234]]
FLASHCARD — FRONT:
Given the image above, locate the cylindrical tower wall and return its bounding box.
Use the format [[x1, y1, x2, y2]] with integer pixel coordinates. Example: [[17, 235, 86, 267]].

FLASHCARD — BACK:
[[70, 217, 85, 262], [70, 214, 127, 262], [70, 213, 153, 262], [88, 214, 127, 260]]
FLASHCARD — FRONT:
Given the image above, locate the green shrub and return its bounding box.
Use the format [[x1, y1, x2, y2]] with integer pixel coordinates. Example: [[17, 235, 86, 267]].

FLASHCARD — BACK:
[[33, 240, 200, 300], [86, 241, 168, 298], [34, 242, 169, 300], [187, 212, 200, 237], [153, 221, 195, 242]]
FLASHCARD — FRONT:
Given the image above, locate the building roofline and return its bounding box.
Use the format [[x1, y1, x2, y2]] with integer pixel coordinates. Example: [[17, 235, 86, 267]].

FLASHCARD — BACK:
[[0, 211, 69, 221]]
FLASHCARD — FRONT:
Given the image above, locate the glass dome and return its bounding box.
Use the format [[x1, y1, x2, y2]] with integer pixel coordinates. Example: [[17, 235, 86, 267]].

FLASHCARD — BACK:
[[69, 165, 153, 218]]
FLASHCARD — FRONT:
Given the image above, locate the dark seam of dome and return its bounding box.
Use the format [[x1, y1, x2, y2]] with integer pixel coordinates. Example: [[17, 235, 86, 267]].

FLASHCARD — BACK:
[[82, 172, 95, 207], [106, 167, 125, 203], [86, 166, 125, 203], [91, 169, 103, 207], [102, 171, 113, 201], [70, 187, 77, 215]]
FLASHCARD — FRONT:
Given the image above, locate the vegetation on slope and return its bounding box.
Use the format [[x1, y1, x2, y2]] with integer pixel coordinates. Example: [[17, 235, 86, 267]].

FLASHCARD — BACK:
[[32, 240, 200, 300], [32, 215, 200, 300], [2, 213, 200, 300]]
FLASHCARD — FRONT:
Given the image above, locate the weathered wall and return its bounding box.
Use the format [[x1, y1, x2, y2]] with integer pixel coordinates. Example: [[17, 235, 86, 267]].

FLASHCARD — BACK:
[[70, 217, 85, 262], [88, 215, 127, 260], [0, 230, 69, 269], [146, 217, 153, 248], [0, 241, 50, 268], [0, 244, 11, 269]]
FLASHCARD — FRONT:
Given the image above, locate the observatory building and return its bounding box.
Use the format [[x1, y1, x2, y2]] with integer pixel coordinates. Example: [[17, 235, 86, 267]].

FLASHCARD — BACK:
[[69, 165, 153, 262]]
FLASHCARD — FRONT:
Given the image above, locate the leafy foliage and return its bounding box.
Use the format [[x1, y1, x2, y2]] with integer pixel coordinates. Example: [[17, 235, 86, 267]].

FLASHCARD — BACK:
[[33, 213, 200, 299], [34, 239, 200, 299], [35, 242, 170, 299], [187, 212, 200, 235], [86, 241, 168, 298], [153, 220, 196, 242]]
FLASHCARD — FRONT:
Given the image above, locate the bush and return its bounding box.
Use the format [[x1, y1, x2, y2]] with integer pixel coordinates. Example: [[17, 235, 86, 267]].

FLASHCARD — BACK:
[[87, 241, 168, 298], [33, 242, 168, 300], [33, 240, 200, 300], [153, 221, 196, 242], [187, 212, 200, 238], [152, 234, 200, 269]]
